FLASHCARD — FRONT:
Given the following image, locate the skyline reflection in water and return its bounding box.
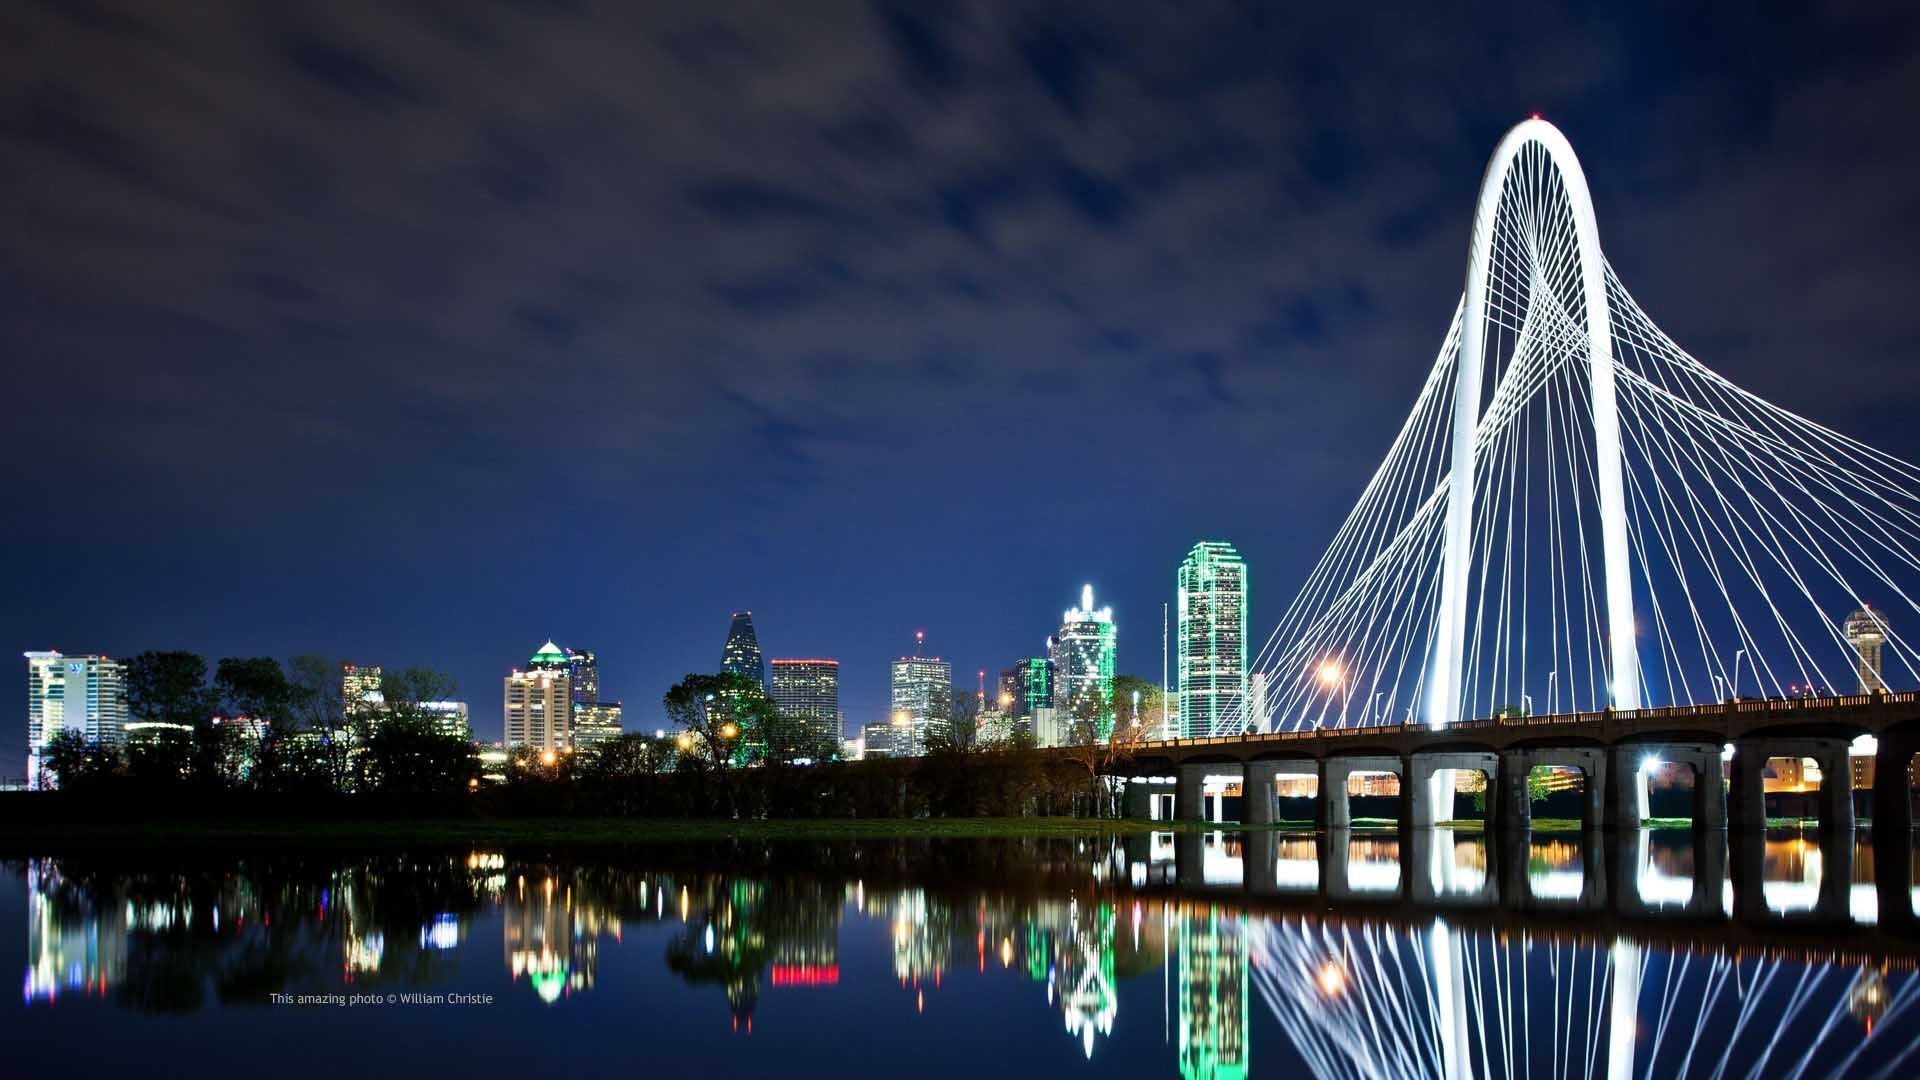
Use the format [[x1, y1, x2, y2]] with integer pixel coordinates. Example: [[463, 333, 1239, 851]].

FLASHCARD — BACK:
[[6, 828, 1920, 1078]]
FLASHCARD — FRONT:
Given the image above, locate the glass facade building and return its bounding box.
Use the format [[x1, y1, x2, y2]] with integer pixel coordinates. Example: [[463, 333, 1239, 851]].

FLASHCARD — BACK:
[[1176, 541, 1249, 738], [24, 651, 129, 789], [770, 659, 841, 762], [889, 656, 952, 757], [1053, 585, 1117, 742], [571, 702, 624, 750]]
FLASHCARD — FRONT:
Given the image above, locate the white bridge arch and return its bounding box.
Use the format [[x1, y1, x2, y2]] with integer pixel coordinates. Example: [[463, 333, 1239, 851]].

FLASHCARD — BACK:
[[1232, 117, 1920, 736]]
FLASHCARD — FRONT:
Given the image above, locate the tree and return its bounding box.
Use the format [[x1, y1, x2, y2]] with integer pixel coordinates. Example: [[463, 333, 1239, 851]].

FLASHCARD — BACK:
[[41, 729, 119, 790], [583, 733, 671, 779], [287, 655, 351, 791], [1111, 676, 1165, 738], [1059, 680, 1153, 817], [214, 657, 294, 787], [126, 651, 233, 790], [665, 672, 774, 770], [126, 651, 213, 729], [358, 668, 475, 796], [947, 686, 984, 751]]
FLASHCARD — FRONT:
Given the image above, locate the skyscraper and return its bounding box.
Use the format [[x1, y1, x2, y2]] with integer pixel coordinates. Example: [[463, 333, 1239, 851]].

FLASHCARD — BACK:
[[342, 663, 383, 725], [721, 612, 768, 689], [25, 651, 128, 789], [1054, 585, 1117, 742], [770, 659, 841, 762], [571, 702, 624, 750], [566, 648, 600, 705], [505, 642, 571, 752], [1000, 657, 1056, 741], [1177, 541, 1249, 738], [1845, 607, 1889, 694], [890, 647, 952, 757]]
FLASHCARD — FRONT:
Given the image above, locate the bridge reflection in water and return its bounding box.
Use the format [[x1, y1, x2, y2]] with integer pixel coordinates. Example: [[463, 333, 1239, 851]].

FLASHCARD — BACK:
[[13, 832, 1920, 1078]]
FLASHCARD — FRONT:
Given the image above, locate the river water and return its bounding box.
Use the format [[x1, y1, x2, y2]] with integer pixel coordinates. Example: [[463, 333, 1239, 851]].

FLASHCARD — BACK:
[[5, 827, 1918, 1077]]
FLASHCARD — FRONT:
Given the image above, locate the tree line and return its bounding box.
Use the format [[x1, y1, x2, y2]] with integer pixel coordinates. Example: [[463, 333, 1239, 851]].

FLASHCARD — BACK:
[[33, 652, 1169, 821]]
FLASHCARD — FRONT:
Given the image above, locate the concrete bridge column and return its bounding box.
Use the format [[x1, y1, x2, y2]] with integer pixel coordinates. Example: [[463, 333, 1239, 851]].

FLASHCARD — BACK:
[[1319, 759, 1354, 830], [1695, 749, 1728, 832], [1175, 765, 1209, 822], [1728, 742, 1768, 830], [1407, 752, 1497, 829], [1872, 728, 1916, 932], [1607, 747, 1647, 832], [1121, 778, 1153, 820], [1242, 761, 1281, 826], [1813, 744, 1855, 835], [1494, 750, 1534, 833]]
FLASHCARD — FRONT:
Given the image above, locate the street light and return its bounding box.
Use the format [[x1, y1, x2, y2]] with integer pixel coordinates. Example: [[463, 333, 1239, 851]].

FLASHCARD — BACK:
[[1547, 671, 1558, 714], [1317, 659, 1350, 725], [1521, 693, 1532, 717], [720, 722, 739, 740], [1712, 674, 1726, 702], [1733, 649, 1747, 699]]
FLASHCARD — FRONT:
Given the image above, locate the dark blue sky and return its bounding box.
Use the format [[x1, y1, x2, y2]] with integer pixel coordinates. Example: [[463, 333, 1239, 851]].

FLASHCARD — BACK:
[[4, 1, 1919, 760]]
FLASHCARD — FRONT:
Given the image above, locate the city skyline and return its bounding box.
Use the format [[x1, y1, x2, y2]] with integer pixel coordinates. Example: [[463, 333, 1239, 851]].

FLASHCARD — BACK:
[[7, 5, 1919, 771]]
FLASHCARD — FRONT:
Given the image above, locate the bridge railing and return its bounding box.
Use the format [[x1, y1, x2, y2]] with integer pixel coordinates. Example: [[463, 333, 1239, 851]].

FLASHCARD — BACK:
[[1131, 690, 1914, 749]]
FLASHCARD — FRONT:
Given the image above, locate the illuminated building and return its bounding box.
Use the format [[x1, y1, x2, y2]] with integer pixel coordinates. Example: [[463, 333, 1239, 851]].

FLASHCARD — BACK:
[[505, 642, 572, 751], [721, 611, 768, 689], [890, 648, 952, 757], [1179, 907, 1249, 1080], [1177, 542, 1249, 738], [565, 647, 600, 704], [862, 718, 905, 758], [528, 639, 570, 674], [25, 651, 128, 789], [420, 700, 472, 739], [1054, 585, 1117, 741], [770, 658, 841, 761], [342, 663, 383, 723], [1000, 657, 1055, 739], [572, 702, 624, 750], [1845, 607, 1888, 693]]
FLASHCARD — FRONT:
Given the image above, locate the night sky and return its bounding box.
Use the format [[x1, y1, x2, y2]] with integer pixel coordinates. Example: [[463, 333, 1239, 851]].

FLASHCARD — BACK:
[[5, 1, 1919, 762]]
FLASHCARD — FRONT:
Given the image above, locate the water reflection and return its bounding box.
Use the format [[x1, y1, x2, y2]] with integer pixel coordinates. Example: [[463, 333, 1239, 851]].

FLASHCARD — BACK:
[[9, 829, 1920, 1077]]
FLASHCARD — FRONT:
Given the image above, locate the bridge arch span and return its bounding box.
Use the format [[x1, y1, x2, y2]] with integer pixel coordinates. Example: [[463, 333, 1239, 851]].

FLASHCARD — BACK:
[[1431, 118, 1637, 731]]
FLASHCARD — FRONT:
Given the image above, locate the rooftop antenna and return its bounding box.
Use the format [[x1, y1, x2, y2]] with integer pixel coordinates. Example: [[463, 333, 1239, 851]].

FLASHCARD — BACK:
[[914, 629, 925, 658]]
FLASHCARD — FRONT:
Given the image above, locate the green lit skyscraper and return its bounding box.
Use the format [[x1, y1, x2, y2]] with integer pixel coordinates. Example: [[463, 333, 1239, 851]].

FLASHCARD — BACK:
[[1053, 585, 1116, 742], [1176, 541, 1248, 738]]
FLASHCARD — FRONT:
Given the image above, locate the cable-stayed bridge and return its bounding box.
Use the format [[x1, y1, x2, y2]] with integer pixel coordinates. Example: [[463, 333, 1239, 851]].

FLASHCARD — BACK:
[[1216, 117, 1920, 737]]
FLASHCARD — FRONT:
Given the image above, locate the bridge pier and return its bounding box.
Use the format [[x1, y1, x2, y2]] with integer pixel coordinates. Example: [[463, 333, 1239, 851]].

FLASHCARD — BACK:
[[1495, 747, 1607, 830], [1320, 756, 1401, 830], [1122, 777, 1175, 820], [1729, 737, 1852, 831], [1872, 726, 1917, 932], [1175, 764, 1210, 822], [1606, 742, 1723, 830], [1406, 752, 1496, 829]]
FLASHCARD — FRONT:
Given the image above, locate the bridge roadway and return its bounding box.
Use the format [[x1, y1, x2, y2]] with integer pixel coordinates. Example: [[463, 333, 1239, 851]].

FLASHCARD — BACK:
[[1084, 690, 1920, 834]]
